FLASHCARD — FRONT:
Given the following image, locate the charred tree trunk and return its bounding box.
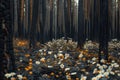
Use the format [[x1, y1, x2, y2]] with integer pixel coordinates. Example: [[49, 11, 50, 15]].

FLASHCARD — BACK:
[[43, 0, 51, 42], [39, 0, 44, 43], [99, 0, 109, 61], [0, 1, 6, 78], [64, 0, 71, 38], [41, 0, 46, 43], [0, 0, 15, 79], [24, 0, 29, 39], [5, 0, 16, 72], [29, 0, 39, 48], [14, 0, 18, 38], [78, 0, 85, 48], [17, 0, 24, 39]]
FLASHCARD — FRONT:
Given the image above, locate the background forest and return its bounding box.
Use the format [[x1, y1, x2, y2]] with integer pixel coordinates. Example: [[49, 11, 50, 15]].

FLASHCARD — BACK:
[[0, 0, 120, 80], [13, 0, 120, 47]]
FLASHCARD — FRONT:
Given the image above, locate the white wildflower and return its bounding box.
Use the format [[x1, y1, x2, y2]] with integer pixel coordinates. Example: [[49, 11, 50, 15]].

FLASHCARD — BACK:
[[48, 66, 53, 68], [40, 57, 45, 61], [92, 62, 96, 64], [92, 57, 97, 61], [115, 70, 120, 73], [118, 73, 120, 76], [96, 63, 100, 67], [98, 66, 103, 70], [100, 59, 105, 63], [112, 38, 117, 41], [48, 51, 52, 55], [96, 74, 103, 79], [68, 39, 73, 43], [17, 75, 23, 80], [10, 72, 16, 77], [66, 75, 70, 79], [78, 53, 83, 58], [93, 68, 98, 74], [113, 63, 119, 68], [110, 71, 115, 75], [42, 74, 48, 77], [88, 40, 92, 43], [118, 53, 120, 55], [87, 60, 90, 63], [58, 61, 61, 64], [83, 45, 87, 49], [65, 53, 70, 59], [58, 51, 63, 53], [108, 66, 113, 71], [39, 49, 43, 52], [35, 61, 40, 65], [60, 64, 64, 69], [103, 72, 109, 77], [20, 59, 23, 62], [5, 73, 11, 78], [103, 65, 108, 69], [85, 72, 89, 75], [54, 54, 57, 58], [80, 75, 87, 80], [71, 72, 77, 75], [99, 70, 105, 74], [112, 60, 115, 63], [106, 69, 112, 73], [43, 49, 47, 52], [58, 53, 64, 57], [65, 68, 70, 71], [41, 52, 44, 55]]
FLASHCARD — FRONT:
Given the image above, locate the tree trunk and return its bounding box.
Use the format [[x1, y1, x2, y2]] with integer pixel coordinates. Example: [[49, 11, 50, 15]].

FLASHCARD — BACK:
[[78, 0, 85, 48], [14, 0, 18, 38], [0, 0, 16, 79], [99, 0, 109, 61], [0, 1, 6, 78], [29, 0, 39, 48], [17, 0, 24, 39], [24, 0, 29, 39]]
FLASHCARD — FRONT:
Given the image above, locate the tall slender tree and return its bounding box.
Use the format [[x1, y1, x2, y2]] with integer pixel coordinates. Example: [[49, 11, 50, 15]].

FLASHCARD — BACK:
[[99, 0, 109, 61], [43, 0, 51, 42], [29, 0, 39, 48], [14, 0, 18, 38], [0, 0, 15, 79], [17, 0, 24, 39], [64, 0, 71, 38], [24, 0, 29, 39], [5, 0, 16, 72], [119, 0, 120, 40], [0, 1, 7, 79], [78, 0, 85, 48], [39, 0, 44, 43]]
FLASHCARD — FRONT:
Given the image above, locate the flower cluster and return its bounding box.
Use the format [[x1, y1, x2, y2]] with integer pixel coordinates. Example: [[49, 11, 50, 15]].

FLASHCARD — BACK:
[[5, 72, 25, 80], [6, 38, 120, 80], [84, 39, 120, 50], [109, 39, 120, 50], [91, 58, 120, 80], [83, 40, 99, 50], [44, 37, 78, 51]]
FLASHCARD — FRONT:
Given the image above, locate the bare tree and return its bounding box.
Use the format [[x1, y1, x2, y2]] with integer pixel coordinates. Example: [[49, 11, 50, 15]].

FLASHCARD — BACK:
[[29, 0, 39, 48], [78, 0, 85, 48], [0, 0, 15, 79], [99, 0, 109, 61]]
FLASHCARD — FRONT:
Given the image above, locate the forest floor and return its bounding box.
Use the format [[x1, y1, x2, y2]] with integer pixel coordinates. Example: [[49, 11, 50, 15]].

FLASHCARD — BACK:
[[5, 38, 120, 80]]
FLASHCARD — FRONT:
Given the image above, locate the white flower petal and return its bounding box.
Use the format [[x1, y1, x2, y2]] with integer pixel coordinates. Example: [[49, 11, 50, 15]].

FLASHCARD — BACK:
[[71, 72, 77, 75], [35, 61, 40, 65]]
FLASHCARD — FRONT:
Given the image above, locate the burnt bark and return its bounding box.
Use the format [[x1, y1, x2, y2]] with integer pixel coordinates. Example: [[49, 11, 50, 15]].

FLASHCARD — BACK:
[[99, 0, 109, 61]]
